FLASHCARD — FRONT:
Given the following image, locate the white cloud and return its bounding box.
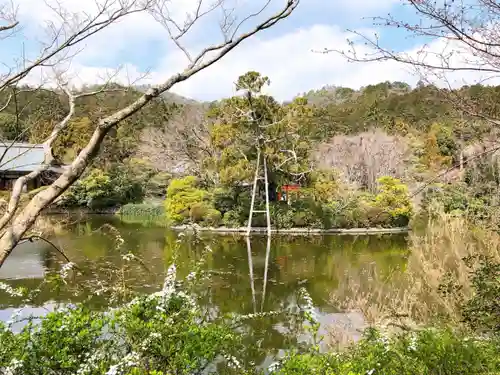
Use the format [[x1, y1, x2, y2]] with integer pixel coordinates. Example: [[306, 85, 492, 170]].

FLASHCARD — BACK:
[[150, 24, 413, 100], [4, 0, 500, 101], [147, 23, 500, 101], [8, 0, 221, 65], [311, 0, 399, 12]]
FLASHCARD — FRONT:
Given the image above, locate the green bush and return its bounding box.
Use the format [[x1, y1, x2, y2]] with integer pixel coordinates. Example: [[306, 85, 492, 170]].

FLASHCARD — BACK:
[[62, 168, 144, 209], [189, 202, 209, 222], [222, 210, 242, 227], [422, 184, 490, 223], [165, 176, 208, 224], [212, 187, 238, 215], [203, 208, 222, 227], [290, 199, 326, 228], [371, 176, 413, 226], [435, 125, 458, 158], [188, 202, 222, 226], [273, 328, 500, 375], [270, 204, 295, 229], [462, 255, 500, 334], [165, 177, 222, 226]]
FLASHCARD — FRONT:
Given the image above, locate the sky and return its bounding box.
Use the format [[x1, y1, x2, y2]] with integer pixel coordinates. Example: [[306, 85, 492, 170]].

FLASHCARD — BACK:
[[0, 0, 497, 101]]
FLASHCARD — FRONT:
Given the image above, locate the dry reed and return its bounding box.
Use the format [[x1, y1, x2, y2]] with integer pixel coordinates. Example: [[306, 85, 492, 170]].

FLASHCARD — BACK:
[[328, 204, 500, 346]]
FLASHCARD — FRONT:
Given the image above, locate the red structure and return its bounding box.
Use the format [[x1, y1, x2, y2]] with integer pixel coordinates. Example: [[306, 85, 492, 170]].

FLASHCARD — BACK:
[[277, 184, 301, 202]]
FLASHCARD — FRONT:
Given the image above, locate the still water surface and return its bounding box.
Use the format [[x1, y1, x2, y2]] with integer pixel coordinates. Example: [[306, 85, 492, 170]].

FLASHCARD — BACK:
[[0, 216, 410, 364]]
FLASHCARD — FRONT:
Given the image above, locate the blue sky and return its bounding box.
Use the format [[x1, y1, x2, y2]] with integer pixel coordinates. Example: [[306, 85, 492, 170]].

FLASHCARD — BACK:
[[0, 0, 488, 101]]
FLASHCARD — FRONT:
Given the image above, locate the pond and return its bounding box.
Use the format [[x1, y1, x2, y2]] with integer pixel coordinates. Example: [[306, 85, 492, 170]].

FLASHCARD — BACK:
[[0, 215, 410, 366]]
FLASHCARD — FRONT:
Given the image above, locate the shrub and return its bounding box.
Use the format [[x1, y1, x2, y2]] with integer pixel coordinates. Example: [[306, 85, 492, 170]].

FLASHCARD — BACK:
[[165, 177, 222, 226], [203, 208, 223, 227], [165, 176, 208, 224], [212, 187, 238, 215], [222, 210, 242, 227], [189, 202, 209, 222], [270, 204, 296, 229], [371, 176, 412, 226], [422, 184, 490, 223], [435, 125, 458, 158], [291, 199, 327, 228], [462, 255, 500, 334], [307, 169, 339, 203], [62, 168, 144, 209], [272, 328, 500, 375]]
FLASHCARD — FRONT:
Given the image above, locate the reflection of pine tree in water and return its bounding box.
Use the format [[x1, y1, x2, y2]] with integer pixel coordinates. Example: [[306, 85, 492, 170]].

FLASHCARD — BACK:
[[1, 219, 410, 367]]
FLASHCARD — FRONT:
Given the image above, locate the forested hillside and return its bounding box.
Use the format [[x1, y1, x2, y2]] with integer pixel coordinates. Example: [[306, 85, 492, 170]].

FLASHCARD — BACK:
[[3, 75, 500, 229]]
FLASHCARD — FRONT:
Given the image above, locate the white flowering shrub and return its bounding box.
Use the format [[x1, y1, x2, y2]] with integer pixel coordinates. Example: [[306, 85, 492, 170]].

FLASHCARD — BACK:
[[0, 259, 247, 375], [0, 252, 318, 375]]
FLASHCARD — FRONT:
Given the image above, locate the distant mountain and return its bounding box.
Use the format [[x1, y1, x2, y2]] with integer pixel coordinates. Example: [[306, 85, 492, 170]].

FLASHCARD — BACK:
[[134, 85, 201, 105], [300, 81, 412, 106]]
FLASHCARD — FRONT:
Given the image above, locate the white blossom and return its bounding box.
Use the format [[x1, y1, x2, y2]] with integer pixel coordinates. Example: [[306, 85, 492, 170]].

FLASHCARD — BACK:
[[77, 349, 109, 375], [268, 361, 280, 373], [161, 264, 177, 301], [105, 352, 139, 375], [0, 282, 23, 297], [224, 355, 242, 370], [408, 333, 418, 351], [298, 287, 318, 323], [60, 262, 75, 279], [122, 253, 134, 262], [4, 358, 23, 375], [377, 333, 390, 352]]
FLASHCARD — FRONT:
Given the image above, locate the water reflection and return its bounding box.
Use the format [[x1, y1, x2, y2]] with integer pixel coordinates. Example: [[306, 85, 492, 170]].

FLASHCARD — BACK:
[[246, 235, 272, 313], [0, 217, 410, 361], [0, 240, 49, 280]]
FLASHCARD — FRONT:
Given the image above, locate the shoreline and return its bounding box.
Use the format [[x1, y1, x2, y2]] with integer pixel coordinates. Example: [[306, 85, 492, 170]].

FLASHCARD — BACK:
[[41, 210, 410, 235], [170, 225, 410, 235]]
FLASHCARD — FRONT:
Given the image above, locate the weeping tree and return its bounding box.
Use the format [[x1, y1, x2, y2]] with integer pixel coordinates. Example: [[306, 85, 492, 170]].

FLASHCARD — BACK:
[[0, 0, 300, 266]]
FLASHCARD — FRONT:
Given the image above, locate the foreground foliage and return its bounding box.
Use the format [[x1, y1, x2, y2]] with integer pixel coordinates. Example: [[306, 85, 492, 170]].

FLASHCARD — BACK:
[[272, 328, 500, 375], [1, 281, 498, 375], [0, 262, 268, 374]]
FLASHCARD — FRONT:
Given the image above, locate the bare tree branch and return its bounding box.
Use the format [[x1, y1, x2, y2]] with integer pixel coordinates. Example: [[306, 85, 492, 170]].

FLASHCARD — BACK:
[[0, 20, 17, 32], [0, 0, 156, 91], [0, 0, 299, 266], [0, 67, 139, 234], [323, 0, 500, 76]]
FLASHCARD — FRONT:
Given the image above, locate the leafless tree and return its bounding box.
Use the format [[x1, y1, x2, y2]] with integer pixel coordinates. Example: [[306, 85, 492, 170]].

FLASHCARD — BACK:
[[0, 0, 299, 266], [314, 129, 410, 192], [326, 0, 500, 126], [137, 102, 212, 175]]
